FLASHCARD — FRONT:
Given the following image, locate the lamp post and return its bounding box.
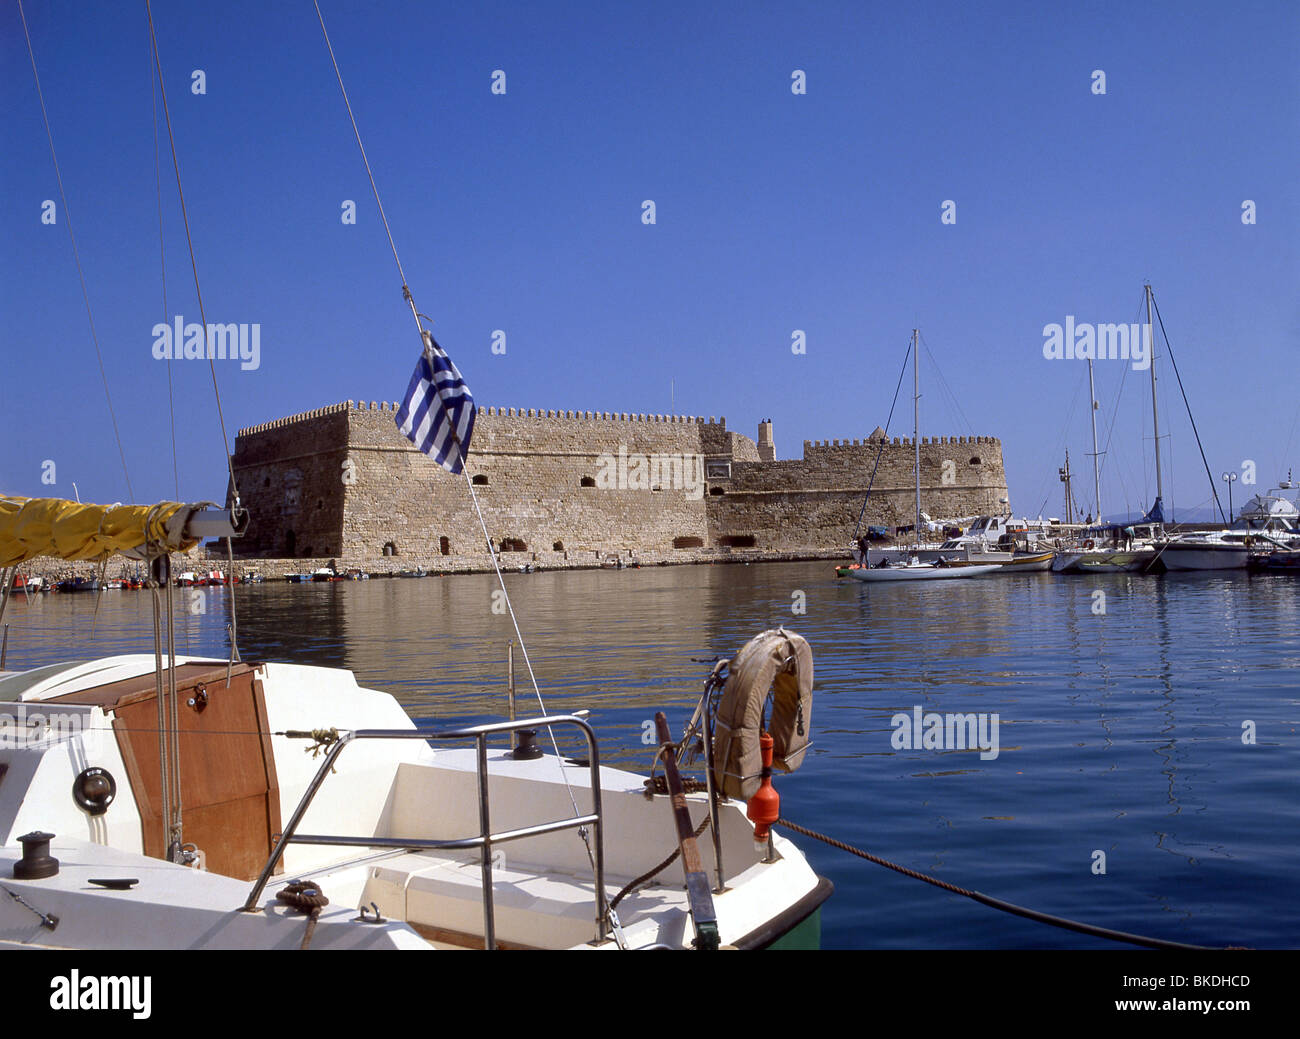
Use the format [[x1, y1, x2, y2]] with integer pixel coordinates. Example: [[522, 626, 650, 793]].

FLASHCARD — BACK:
[[1221, 471, 1237, 523]]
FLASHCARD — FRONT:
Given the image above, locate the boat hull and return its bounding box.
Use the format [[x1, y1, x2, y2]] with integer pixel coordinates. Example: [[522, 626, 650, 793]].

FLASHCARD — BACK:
[[848, 563, 1001, 582], [0, 654, 830, 952], [1052, 549, 1159, 573], [1000, 551, 1055, 571], [1159, 544, 1249, 571]]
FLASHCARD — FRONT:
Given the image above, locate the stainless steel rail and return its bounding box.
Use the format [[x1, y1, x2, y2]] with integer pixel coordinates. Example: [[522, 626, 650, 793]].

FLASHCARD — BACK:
[[242, 714, 608, 949]]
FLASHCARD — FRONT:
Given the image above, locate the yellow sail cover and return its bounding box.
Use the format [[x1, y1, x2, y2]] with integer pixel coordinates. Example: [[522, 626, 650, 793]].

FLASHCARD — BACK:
[[0, 495, 198, 566]]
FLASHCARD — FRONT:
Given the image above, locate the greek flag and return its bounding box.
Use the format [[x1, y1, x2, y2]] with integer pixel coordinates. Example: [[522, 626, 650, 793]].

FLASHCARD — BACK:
[[395, 331, 476, 474]]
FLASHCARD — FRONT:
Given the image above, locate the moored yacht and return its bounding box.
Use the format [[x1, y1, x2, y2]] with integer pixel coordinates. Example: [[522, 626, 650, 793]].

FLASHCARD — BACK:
[[1161, 479, 1300, 571]]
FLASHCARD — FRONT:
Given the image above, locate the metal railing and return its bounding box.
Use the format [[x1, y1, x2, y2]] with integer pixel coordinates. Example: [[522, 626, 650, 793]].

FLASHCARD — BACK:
[[242, 715, 607, 949]]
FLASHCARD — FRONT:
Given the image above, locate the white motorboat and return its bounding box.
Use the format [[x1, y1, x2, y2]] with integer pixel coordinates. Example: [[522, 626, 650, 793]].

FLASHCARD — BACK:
[[0, 499, 831, 950], [1160, 478, 1300, 571], [1158, 531, 1251, 571], [1237, 480, 1300, 537], [0, 631, 830, 951]]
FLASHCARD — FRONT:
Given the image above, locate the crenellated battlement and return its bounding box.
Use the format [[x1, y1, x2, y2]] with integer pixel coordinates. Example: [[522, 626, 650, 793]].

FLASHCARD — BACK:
[[236, 401, 352, 438], [239, 401, 728, 439], [802, 434, 1001, 450]]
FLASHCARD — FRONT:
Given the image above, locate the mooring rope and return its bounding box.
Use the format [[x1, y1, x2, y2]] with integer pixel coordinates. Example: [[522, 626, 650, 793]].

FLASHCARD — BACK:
[[775, 817, 1230, 951], [608, 814, 711, 915]]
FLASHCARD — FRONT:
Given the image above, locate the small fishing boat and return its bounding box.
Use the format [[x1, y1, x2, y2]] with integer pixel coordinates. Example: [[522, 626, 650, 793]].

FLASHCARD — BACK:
[[55, 576, 99, 593], [998, 550, 1056, 572], [1051, 519, 1164, 573]]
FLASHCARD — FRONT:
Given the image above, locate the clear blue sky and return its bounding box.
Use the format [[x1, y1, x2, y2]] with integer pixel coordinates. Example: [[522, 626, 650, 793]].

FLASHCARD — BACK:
[[3, 0, 1297, 523]]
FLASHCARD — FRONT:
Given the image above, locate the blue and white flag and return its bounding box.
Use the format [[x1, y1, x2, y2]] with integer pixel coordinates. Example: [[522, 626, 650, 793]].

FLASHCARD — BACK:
[[395, 331, 476, 474]]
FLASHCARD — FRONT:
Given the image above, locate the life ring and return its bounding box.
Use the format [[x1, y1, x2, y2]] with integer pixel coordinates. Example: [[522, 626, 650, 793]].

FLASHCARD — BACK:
[[1083, 539, 1095, 550], [712, 628, 814, 800]]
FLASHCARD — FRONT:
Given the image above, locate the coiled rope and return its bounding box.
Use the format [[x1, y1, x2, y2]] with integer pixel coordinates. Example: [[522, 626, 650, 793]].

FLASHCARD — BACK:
[[775, 817, 1233, 952], [277, 881, 330, 950]]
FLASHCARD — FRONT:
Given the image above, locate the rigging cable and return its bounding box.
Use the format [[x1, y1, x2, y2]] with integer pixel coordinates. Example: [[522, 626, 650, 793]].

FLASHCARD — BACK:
[[18, 0, 135, 501], [1150, 291, 1226, 523], [150, 36, 180, 504], [150, 23, 188, 656], [918, 332, 976, 436], [146, 0, 240, 663], [311, 0, 593, 862], [851, 338, 913, 541]]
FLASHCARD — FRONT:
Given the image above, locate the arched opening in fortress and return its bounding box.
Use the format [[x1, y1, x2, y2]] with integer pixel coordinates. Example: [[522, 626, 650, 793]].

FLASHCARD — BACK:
[[439, 536, 450, 555], [718, 535, 756, 549], [472, 474, 489, 486], [500, 538, 527, 552], [553, 540, 564, 551], [285, 530, 296, 556], [969, 456, 982, 465], [382, 541, 397, 556], [580, 476, 596, 487], [673, 536, 704, 549], [709, 486, 725, 496]]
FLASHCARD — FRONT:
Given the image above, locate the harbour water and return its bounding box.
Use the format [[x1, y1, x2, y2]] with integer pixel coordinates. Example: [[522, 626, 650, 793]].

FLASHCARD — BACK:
[[5, 562, 1297, 949]]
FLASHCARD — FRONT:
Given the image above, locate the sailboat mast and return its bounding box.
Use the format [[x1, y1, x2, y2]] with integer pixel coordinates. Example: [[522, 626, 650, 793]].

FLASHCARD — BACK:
[[1061, 449, 1075, 522], [1088, 357, 1102, 522], [1146, 284, 1164, 506], [913, 328, 921, 544]]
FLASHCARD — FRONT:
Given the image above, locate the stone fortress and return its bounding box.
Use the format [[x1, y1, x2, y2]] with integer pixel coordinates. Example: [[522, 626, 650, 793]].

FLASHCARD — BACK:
[[228, 401, 1010, 568]]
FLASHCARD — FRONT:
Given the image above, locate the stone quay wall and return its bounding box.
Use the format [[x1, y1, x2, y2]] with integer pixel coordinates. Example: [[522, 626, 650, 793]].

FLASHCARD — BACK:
[[227, 401, 1010, 563]]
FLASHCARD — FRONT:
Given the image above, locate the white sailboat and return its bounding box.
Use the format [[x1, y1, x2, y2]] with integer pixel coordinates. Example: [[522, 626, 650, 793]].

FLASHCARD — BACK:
[[0, 7, 830, 951], [1052, 287, 1165, 574], [849, 331, 1000, 583]]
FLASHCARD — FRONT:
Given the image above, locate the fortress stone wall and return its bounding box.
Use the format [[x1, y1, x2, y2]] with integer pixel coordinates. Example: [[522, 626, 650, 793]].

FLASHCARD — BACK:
[[230, 402, 1009, 562]]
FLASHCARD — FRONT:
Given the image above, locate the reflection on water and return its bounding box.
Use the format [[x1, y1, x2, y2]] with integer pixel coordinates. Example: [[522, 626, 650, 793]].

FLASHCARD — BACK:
[[4, 563, 1298, 948]]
